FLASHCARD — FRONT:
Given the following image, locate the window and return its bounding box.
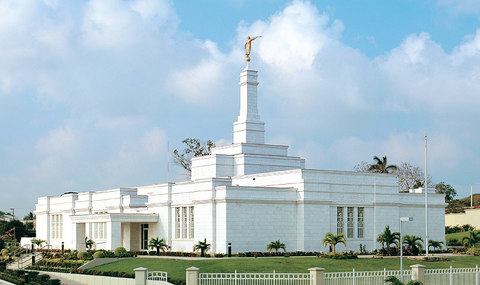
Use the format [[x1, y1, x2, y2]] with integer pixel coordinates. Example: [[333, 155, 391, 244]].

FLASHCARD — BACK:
[[347, 207, 354, 238], [50, 214, 63, 239], [189, 207, 194, 239], [358, 207, 364, 238], [336, 207, 344, 234], [141, 224, 149, 250], [92, 222, 106, 240], [175, 208, 180, 239], [182, 207, 188, 238], [174, 206, 195, 239]]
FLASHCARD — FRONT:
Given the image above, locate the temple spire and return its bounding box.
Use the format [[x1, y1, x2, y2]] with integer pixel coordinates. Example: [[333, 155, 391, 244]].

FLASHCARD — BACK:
[[233, 65, 265, 144]]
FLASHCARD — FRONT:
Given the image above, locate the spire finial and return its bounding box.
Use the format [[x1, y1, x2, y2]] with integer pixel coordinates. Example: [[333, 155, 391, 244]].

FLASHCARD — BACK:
[[244, 36, 262, 62]]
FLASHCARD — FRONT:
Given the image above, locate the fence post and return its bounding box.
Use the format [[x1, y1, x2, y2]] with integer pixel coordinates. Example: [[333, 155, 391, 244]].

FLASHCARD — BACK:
[[476, 264, 478, 285], [187, 267, 200, 285], [410, 264, 425, 284], [450, 265, 453, 285], [134, 267, 148, 285], [309, 267, 324, 285]]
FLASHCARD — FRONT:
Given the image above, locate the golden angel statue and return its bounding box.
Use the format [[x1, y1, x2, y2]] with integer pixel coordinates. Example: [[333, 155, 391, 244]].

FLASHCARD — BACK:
[[245, 36, 262, 62]]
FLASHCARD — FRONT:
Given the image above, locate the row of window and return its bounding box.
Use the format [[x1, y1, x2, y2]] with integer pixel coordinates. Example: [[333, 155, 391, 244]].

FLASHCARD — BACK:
[[175, 206, 194, 239], [92, 222, 107, 240], [337, 207, 364, 238]]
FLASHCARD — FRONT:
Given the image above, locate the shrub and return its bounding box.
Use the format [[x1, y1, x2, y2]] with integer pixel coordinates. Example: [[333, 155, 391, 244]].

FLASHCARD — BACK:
[[37, 273, 51, 282], [114, 247, 127, 256], [0, 249, 8, 257], [465, 248, 480, 256], [93, 251, 105, 259], [48, 279, 62, 285], [0, 262, 5, 272], [77, 251, 89, 260], [324, 252, 358, 259]]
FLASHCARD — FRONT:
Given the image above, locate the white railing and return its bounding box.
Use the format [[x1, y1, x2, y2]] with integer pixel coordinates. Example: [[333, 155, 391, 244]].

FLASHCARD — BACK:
[[425, 265, 480, 285], [199, 271, 311, 285], [147, 271, 169, 285], [324, 269, 412, 285]]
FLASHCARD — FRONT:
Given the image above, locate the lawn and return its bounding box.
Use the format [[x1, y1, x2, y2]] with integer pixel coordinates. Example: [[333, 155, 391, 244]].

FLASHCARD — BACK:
[[445, 230, 480, 242], [92, 256, 480, 282]]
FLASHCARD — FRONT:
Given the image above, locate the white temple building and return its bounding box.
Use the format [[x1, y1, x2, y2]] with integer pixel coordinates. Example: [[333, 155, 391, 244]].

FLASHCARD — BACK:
[[34, 65, 446, 253]]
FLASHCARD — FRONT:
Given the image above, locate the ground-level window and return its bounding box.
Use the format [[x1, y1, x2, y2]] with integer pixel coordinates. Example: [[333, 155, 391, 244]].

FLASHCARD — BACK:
[[347, 207, 354, 238], [357, 207, 365, 238], [336, 207, 344, 235], [175, 208, 181, 239], [189, 206, 194, 239], [50, 214, 63, 239], [92, 222, 106, 240], [174, 206, 194, 239], [141, 224, 149, 250]]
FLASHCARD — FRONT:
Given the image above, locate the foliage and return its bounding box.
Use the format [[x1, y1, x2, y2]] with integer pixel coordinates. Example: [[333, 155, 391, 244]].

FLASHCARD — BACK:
[[462, 231, 480, 248], [323, 252, 358, 259], [465, 247, 480, 256], [149, 237, 170, 255], [267, 240, 286, 253], [93, 251, 105, 258], [402, 235, 423, 256], [23, 212, 34, 221], [0, 269, 61, 285], [193, 238, 211, 257], [31, 238, 46, 247], [368, 156, 398, 173], [395, 162, 432, 192], [385, 276, 422, 285], [322, 232, 346, 253], [84, 237, 95, 250], [445, 224, 475, 234], [173, 138, 215, 175], [77, 251, 90, 260], [428, 240, 444, 250], [377, 226, 399, 255], [0, 220, 27, 241], [114, 247, 127, 255], [435, 182, 457, 202]]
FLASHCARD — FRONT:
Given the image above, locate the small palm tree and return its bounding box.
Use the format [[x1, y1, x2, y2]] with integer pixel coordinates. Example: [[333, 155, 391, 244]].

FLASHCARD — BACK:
[[368, 156, 398, 173], [428, 239, 444, 250], [148, 237, 170, 255], [267, 240, 286, 253], [462, 231, 480, 248], [31, 238, 46, 249], [403, 235, 423, 255], [322, 232, 347, 253], [84, 236, 95, 250], [377, 226, 400, 255], [193, 238, 211, 257]]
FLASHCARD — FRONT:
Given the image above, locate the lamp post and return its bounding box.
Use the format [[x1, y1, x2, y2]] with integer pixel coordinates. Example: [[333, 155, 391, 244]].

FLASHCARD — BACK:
[[400, 217, 413, 282]]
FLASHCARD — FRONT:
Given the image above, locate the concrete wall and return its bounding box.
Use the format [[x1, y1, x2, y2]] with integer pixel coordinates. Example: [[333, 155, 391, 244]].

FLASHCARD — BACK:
[[445, 208, 480, 229], [42, 271, 134, 285]]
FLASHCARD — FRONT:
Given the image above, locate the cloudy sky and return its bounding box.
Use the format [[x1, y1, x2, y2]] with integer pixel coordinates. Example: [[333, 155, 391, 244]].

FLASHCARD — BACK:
[[1, 0, 479, 216]]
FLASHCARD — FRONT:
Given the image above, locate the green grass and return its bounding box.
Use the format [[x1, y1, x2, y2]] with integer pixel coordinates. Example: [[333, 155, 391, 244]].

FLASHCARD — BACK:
[[92, 256, 480, 281], [446, 230, 480, 242]]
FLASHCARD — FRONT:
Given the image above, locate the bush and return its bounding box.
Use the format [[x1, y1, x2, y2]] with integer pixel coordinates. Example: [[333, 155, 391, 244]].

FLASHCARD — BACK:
[[0, 262, 5, 272], [77, 251, 89, 260], [465, 248, 480, 256], [114, 247, 127, 256], [324, 252, 358, 259], [93, 251, 105, 259], [0, 249, 8, 257], [37, 273, 51, 282], [48, 279, 61, 285]]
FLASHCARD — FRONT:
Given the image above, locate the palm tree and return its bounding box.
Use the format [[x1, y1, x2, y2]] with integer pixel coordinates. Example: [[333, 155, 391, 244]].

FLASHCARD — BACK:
[[84, 236, 95, 250], [23, 212, 34, 221], [462, 231, 480, 248], [267, 240, 286, 253], [193, 238, 211, 257], [403, 235, 423, 255], [368, 156, 398, 173], [428, 239, 444, 251], [148, 237, 170, 255], [322, 232, 347, 253], [31, 238, 46, 249], [377, 226, 400, 255]]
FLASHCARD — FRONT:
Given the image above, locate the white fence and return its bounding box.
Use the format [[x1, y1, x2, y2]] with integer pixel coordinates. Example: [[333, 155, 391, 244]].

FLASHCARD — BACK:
[[199, 271, 311, 285], [425, 265, 480, 285], [147, 270, 169, 285], [324, 269, 413, 285]]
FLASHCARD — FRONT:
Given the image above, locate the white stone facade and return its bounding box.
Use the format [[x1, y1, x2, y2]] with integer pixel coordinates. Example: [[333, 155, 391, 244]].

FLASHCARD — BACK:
[[34, 65, 446, 253]]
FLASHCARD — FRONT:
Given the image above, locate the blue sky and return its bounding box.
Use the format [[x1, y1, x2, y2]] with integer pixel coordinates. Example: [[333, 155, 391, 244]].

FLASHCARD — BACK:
[[1, 0, 480, 216]]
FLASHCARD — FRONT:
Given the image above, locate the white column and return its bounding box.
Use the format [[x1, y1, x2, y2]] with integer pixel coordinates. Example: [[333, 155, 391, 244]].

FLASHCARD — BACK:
[[309, 267, 324, 285], [411, 264, 425, 283], [233, 67, 265, 144], [186, 267, 200, 285], [134, 267, 148, 285], [107, 221, 122, 250]]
